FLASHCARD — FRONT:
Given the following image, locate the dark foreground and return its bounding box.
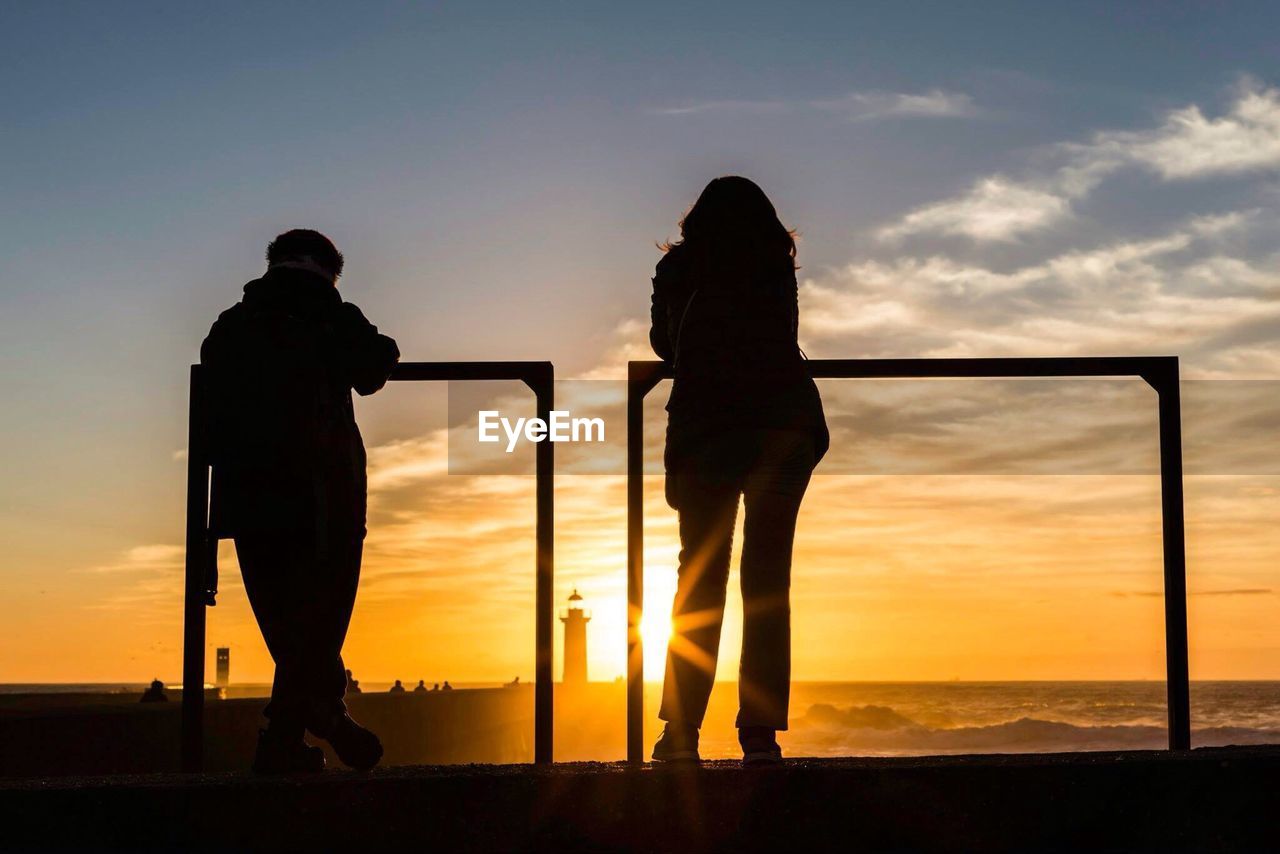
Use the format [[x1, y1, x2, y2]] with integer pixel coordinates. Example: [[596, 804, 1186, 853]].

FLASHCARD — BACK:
[[2, 747, 1277, 852]]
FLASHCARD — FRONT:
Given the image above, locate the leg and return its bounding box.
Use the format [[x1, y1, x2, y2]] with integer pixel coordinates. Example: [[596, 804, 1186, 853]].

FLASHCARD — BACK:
[[302, 533, 363, 725], [234, 534, 310, 738], [658, 472, 740, 729], [234, 532, 362, 733], [737, 431, 814, 730], [302, 531, 382, 770]]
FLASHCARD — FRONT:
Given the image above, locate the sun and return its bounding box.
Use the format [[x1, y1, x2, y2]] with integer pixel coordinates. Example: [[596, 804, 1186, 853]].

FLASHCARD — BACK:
[[587, 571, 677, 681], [640, 601, 674, 678]]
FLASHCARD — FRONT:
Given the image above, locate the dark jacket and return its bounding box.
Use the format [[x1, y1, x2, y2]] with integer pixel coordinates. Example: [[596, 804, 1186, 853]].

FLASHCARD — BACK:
[[200, 267, 400, 543], [649, 245, 828, 468]]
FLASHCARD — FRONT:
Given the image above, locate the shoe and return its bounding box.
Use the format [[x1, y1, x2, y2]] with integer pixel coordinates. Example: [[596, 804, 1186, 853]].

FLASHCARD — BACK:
[[739, 727, 782, 766], [311, 711, 383, 771], [652, 722, 701, 763], [252, 728, 326, 775]]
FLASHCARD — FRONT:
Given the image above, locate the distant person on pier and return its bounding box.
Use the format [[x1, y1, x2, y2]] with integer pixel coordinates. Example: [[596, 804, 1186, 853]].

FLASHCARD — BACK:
[[414, 680, 428, 693], [389, 680, 406, 693], [648, 177, 827, 765], [140, 679, 168, 703], [202, 229, 399, 774], [346, 669, 362, 694], [442, 681, 453, 691]]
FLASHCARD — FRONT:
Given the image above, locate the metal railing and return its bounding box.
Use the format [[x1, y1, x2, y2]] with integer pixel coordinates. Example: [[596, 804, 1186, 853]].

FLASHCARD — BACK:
[[182, 361, 555, 771], [626, 356, 1190, 764]]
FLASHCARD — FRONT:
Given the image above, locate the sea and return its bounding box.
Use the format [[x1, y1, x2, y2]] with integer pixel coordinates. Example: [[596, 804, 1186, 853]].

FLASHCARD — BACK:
[[665, 681, 1280, 759]]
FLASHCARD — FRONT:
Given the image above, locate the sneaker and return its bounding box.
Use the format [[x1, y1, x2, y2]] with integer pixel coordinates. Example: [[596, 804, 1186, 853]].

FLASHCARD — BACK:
[[252, 728, 326, 775], [739, 727, 782, 766], [311, 711, 383, 771], [652, 722, 701, 763]]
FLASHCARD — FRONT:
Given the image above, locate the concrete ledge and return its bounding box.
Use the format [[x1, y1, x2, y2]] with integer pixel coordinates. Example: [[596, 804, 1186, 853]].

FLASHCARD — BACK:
[[3, 747, 1278, 851]]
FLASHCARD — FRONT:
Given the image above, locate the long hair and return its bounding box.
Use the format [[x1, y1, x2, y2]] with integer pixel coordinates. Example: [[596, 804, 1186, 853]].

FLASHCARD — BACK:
[[661, 176, 797, 274]]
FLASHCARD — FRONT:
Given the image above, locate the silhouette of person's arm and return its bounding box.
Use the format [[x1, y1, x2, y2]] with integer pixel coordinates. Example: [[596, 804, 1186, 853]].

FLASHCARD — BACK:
[[334, 303, 400, 395], [649, 254, 678, 362], [198, 307, 248, 465]]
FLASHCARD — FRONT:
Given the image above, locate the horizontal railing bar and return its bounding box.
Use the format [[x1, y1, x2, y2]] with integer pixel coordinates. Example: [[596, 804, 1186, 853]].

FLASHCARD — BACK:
[[631, 356, 1177, 383], [391, 361, 553, 383]]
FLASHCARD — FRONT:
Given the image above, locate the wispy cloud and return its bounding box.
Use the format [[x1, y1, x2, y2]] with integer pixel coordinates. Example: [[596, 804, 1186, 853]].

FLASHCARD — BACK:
[[812, 89, 977, 121], [648, 98, 785, 117], [85, 544, 184, 574], [811, 210, 1278, 367], [651, 88, 977, 122], [878, 177, 1071, 242], [878, 79, 1280, 243], [1081, 78, 1280, 180]]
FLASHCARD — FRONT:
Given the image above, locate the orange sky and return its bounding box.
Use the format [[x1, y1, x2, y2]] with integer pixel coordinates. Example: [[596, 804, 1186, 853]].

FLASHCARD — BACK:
[[13, 367, 1278, 686]]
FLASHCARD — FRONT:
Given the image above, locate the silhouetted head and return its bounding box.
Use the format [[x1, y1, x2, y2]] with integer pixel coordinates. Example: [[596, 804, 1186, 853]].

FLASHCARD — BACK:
[[664, 176, 796, 271], [266, 229, 344, 282]]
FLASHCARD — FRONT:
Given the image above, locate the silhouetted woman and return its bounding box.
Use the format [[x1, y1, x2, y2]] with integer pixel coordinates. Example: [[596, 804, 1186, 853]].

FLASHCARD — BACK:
[[649, 176, 828, 764]]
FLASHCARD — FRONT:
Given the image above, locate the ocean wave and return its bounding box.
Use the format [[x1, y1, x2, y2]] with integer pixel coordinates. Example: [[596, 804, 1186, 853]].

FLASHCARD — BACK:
[[790, 703, 1280, 754]]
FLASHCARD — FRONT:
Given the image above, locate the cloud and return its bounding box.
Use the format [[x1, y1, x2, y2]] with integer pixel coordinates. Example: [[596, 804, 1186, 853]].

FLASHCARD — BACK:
[[878, 79, 1280, 243], [806, 209, 1279, 368], [652, 88, 977, 122], [812, 89, 977, 121], [648, 99, 784, 117], [367, 432, 450, 491], [86, 544, 184, 574], [878, 177, 1072, 242], [1084, 80, 1280, 180], [82, 543, 189, 625]]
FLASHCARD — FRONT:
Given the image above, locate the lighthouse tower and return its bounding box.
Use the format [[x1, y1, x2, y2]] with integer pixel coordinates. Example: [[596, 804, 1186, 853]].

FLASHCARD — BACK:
[[560, 589, 591, 685], [215, 647, 230, 688]]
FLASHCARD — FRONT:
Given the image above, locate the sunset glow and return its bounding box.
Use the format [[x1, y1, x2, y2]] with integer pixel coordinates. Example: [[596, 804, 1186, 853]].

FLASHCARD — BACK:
[[4, 4, 1280, 697]]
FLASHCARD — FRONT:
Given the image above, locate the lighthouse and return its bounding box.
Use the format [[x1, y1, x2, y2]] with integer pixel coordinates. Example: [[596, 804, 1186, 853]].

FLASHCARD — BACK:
[[215, 647, 230, 688], [560, 589, 591, 685]]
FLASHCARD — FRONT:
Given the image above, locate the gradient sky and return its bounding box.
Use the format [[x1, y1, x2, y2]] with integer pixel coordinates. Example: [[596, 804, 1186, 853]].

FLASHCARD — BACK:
[[3, 1, 1280, 687]]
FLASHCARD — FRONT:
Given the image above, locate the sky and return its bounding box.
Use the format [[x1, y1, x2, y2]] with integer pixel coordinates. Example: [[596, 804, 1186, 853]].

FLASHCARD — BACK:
[[2, 1, 1280, 689]]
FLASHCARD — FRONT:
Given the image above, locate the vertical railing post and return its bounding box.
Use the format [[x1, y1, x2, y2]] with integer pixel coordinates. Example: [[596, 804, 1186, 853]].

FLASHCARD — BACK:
[[1153, 359, 1192, 750], [181, 365, 211, 772], [533, 365, 555, 764], [626, 364, 666, 765]]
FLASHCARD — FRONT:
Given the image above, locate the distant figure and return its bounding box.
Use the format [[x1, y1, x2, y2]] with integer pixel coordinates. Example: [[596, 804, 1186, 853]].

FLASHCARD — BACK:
[[506, 676, 520, 687], [202, 229, 399, 774], [389, 680, 406, 694], [432, 683, 440, 692], [346, 669, 362, 694], [140, 678, 168, 703], [648, 177, 827, 766], [414, 680, 428, 693], [442, 681, 454, 691]]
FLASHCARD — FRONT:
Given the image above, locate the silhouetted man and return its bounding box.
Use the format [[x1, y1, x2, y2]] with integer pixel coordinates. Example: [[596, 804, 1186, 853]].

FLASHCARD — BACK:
[[202, 229, 399, 774]]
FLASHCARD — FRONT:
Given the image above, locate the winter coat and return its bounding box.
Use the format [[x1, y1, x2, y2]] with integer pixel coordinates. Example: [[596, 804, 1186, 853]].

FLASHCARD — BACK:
[[200, 266, 399, 543]]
